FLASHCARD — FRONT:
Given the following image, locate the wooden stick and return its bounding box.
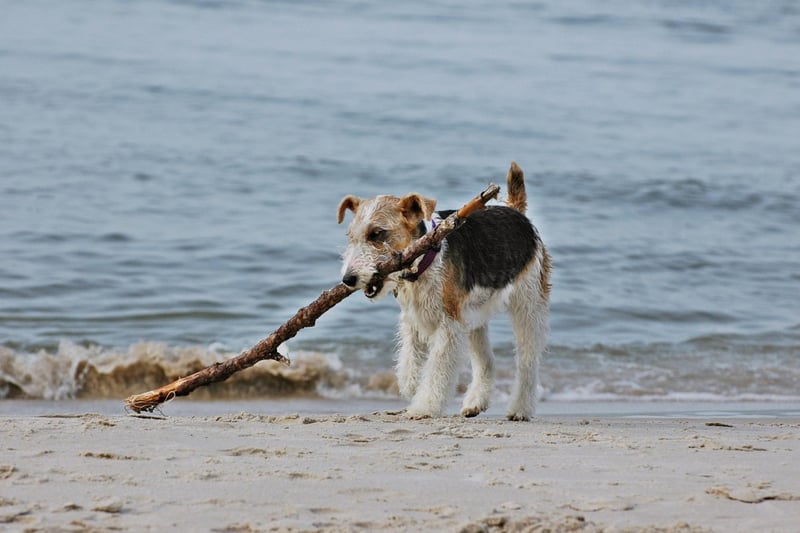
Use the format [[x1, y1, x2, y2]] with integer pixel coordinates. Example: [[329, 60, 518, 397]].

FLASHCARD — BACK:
[[124, 183, 500, 413]]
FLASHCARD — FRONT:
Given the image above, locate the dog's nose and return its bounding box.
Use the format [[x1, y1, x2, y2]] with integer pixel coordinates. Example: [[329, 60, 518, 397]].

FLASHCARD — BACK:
[[342, 272, 358, 287]]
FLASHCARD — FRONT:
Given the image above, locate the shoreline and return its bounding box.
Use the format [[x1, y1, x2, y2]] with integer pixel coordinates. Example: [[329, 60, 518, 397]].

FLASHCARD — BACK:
[[3, 403, 799, 532], [2, 397, 800, 418]]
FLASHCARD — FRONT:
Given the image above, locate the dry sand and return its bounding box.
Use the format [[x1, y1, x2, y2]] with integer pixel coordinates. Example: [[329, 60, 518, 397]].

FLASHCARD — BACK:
[[2, 410, 799, 532]]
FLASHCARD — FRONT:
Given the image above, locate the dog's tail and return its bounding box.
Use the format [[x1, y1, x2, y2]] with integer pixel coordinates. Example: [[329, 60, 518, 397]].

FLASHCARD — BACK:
[[506, 161, 527, 213]]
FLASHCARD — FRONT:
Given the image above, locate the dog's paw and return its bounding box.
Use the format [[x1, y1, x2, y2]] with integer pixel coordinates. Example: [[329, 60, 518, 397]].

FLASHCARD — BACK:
[[461, 392, 489, 418], [506, 397, 535, 422], [506, 412, 531, 422], [460, 405, 484, 418], [404, 404, 438, 420]]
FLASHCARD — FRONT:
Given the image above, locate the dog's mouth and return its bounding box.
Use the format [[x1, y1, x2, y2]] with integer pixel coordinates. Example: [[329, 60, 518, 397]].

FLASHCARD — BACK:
[[364, 282, 380, 299], [364, 273, 386, 299]]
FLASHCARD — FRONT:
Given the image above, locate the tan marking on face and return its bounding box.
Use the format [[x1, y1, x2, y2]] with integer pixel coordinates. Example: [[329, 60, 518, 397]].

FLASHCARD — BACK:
[[356, 196, 413, 253], [345, 194, 436, 252]]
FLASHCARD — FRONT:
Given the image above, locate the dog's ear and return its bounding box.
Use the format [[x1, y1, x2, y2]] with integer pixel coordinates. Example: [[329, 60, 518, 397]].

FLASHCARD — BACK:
[[337, 195, 362, 224], [398, 193, 437, 224]]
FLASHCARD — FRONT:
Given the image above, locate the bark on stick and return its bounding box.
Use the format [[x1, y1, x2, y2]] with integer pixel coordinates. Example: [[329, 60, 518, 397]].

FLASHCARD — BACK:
[[124, 183, 500, 413]]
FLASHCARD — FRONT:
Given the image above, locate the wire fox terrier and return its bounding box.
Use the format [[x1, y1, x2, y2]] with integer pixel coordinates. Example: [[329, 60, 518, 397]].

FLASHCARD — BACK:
[[337, 162, 551, 420]]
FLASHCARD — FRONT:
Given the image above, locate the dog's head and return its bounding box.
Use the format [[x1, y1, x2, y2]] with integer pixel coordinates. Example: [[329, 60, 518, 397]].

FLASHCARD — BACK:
[[337, 193, 436, 298]]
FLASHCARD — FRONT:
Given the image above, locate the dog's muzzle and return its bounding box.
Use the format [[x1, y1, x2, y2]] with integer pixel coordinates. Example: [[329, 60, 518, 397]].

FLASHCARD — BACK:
[[341, 271, 382, 298], [341, 270, 385, 299]]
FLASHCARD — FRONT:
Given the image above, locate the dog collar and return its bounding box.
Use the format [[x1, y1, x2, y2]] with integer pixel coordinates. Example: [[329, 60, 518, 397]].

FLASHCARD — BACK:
[[401, 218, 440, 282]]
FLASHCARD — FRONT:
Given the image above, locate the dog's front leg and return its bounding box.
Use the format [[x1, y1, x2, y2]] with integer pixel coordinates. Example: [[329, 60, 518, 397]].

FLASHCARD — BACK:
[[395, 312, 427, 401], [405, 323, 464, 418]]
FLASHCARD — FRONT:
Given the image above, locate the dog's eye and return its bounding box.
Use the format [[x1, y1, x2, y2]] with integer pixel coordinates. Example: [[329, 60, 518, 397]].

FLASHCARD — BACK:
[[367, 228, 388, 243]]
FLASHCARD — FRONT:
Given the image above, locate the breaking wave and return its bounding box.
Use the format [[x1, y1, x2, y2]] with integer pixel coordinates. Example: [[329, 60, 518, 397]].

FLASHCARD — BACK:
[[2, 334, 799, 403], [0, 341, 399, 401]]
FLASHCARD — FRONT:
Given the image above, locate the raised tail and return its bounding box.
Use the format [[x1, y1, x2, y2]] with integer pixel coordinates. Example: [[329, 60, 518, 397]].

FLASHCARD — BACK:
[[506, 161, 527, 213]]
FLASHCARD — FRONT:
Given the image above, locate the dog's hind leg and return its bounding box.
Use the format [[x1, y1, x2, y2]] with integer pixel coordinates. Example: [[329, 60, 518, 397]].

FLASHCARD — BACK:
[[405, 323, 465, 418], [461, 325, 494, 417], [506, 275, 549, 421]]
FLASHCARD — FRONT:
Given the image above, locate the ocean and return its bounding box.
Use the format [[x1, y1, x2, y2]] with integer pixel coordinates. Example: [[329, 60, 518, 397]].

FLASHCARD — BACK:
[[1, 0, 799, 411]]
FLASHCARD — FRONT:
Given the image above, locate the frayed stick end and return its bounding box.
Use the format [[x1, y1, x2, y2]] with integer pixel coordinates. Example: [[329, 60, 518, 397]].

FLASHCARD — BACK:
[[124, 390, 168, 414], [456, 182, 500, 218]]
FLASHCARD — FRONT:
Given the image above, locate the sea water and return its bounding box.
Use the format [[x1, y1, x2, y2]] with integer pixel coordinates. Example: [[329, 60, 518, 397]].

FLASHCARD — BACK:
[[1, 0, 798, 407]]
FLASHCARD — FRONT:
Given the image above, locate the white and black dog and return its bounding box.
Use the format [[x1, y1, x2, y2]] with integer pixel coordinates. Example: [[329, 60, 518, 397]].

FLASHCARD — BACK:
[[337, 162, 551, 420]]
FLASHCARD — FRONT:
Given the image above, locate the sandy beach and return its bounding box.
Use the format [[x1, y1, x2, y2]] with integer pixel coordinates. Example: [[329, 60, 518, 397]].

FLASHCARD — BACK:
[[2, 405, 799, 532]]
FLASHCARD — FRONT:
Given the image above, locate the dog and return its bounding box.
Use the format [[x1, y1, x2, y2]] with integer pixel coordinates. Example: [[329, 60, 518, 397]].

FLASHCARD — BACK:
[[337, 162, 551, 420]]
